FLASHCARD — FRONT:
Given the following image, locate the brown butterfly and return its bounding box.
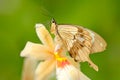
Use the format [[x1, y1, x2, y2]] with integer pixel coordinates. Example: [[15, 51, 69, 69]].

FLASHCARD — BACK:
[[50, 19, 107, 71]]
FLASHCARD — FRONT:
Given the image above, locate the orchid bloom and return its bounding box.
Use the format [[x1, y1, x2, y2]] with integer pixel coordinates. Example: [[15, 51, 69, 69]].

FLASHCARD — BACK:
[[20, 24, 90, 80]]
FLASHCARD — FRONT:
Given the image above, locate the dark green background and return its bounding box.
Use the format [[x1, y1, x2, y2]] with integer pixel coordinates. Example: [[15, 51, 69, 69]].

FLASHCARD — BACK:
[[0, 0, 120, 80]]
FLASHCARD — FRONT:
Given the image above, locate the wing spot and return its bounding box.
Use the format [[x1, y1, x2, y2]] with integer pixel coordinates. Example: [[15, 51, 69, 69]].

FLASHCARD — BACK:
[[100, 43, 103, 47], [78, 37, 85, 42]]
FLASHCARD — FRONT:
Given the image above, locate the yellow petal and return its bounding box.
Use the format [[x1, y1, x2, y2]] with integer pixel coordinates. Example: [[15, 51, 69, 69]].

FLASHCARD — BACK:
[[35, 60, 56, 80], [21, 58, 37, 80], [36, 24, 54, 49], [20, 41, 53, 60]]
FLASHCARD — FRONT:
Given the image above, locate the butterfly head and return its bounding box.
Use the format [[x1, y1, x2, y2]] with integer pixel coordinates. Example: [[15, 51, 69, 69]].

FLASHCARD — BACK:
[[51, 18, 57, 34]]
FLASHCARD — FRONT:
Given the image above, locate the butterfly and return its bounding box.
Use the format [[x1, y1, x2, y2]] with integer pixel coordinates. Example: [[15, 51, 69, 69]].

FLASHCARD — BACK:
[[50, 19, 107, 71]]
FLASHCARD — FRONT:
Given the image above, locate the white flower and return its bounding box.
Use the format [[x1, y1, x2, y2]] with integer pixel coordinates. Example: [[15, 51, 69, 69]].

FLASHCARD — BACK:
[[20, 24, 90, 80]]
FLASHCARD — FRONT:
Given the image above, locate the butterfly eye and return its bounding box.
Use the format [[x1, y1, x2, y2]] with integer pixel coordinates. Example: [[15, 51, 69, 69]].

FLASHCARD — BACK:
[[51, 18, 56, 24]]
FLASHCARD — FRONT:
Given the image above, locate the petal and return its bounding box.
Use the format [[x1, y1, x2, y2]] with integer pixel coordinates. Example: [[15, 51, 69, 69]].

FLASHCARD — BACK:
[[57, 64, 91, 80], [20, 41, 53, 60], [21, 58, 37, 80], [35, 60, 56, 80], [56, 58, 91, 80], [35, 24, 54, 49], [79, 71, 91, 80]]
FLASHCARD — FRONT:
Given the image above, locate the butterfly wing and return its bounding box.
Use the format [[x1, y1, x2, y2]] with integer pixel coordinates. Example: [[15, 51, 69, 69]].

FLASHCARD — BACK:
[[56, 25, 107, 71], [85, 29, 107, 53]]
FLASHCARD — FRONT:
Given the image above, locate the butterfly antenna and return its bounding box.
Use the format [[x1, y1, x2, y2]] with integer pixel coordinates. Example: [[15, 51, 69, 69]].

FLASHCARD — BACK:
[[40, 7, 54, 19]]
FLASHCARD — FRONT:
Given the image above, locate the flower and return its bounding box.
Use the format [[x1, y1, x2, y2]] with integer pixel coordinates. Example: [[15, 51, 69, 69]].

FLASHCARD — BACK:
[[20, 24, 90, 80], [21, 57, 37, 80]]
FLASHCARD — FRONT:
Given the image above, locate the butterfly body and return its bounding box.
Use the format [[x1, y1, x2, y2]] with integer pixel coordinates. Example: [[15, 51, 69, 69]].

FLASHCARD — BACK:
[[51, 19, 107, 71]]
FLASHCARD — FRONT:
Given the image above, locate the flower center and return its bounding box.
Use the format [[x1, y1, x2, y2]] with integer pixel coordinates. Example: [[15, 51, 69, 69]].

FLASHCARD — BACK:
[[54, 52, 70, 68]]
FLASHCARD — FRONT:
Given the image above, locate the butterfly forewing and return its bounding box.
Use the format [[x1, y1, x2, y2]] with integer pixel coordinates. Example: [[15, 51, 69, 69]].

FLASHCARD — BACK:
[[58, 25, 93, 53]]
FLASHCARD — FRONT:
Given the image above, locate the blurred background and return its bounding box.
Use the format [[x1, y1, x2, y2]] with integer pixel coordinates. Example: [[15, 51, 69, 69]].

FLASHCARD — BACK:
[[0, 0, 120, 80]]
